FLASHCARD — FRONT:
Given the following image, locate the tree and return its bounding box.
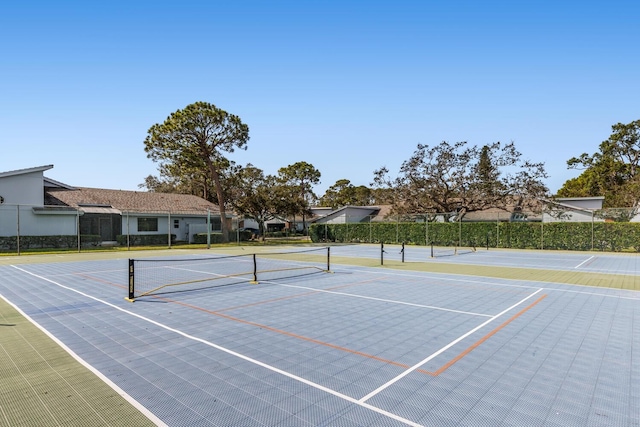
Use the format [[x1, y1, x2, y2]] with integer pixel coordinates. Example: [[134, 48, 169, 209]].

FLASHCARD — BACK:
[[373, 141, 548, 219], [277, 161, 321, 233], [318, 179, 374, 208], [558, 119, 640, 207], [144, 102, 249, 242], [227, 164, 279, 238], [139, 162, 212, 197], [139, 174, 179, 194]]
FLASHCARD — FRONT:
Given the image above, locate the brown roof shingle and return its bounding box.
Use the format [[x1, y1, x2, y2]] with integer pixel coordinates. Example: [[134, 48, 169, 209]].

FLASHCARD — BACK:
[[46, 188, 220, 215]]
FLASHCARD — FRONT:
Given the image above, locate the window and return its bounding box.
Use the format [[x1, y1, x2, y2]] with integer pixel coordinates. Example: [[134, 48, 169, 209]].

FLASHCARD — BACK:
[[174, 219, 180, 229], [137, 217, 158, 232]]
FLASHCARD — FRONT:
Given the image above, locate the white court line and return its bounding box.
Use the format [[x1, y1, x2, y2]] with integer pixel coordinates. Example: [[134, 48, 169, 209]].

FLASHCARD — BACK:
[[359, 288, 545, 403], [546, 287, 640, 300], [10, 265, 424, 427], [336, 266, 541, 290], [274, 282, 492, 317], [0, 289, 168, 427], [574, 255, 595, 269], [338, 266, 639, 297]]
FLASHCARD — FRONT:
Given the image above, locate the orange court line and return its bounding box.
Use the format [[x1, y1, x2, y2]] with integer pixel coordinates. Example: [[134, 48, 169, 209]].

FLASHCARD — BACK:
[[160, 295, 413, 370], [76, 273, 127, 289], [79, 268, 547, 378], [156, 292, 546, 377], [428, 294, 547, 376]]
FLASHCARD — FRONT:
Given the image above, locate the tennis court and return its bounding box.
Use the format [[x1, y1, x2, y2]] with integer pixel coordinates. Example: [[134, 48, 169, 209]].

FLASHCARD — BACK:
[[1, 245, 639, 426]]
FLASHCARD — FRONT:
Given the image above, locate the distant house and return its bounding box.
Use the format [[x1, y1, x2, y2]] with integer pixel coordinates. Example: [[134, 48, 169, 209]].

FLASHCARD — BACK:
[[310, 206, 385, 224], [542, 197, 605, 223], [0, 165, 79, 238], [0, 165, 224, 244], [462, 207, 533, 222], [242, 206, 388, 234], [308, 205, 542, 225]]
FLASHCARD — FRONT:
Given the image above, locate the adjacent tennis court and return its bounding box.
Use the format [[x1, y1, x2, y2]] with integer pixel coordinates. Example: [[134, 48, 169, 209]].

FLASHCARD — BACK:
[[1, 245, 639, 426]]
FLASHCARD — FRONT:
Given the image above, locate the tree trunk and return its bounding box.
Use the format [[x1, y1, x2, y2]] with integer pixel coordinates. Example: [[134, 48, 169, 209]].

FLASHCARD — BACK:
[[207, 162, 229, 243]]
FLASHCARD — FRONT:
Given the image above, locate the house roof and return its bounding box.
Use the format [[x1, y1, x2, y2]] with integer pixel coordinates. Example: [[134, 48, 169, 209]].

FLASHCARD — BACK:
[[462, 207, 512, 222], [46, 187, 221, 215], [0, 164, 53, 178], [543, 196, 604, 213], [554, 196, 605, 202], [309, 205, 383, 223], [43, 176, 76, 190]]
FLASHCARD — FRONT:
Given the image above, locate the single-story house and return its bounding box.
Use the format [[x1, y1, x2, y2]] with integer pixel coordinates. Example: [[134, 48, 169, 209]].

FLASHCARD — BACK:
[[0, 165, 225, 244], [542, 197, 605, 223], [240, 206, 387, 234], [310, 206, 387, 224]]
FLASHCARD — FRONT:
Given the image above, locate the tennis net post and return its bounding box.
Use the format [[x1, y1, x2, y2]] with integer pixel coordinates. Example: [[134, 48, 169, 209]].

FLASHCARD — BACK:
[[251, 253, 257, 283], [126, 259, 135, 302]]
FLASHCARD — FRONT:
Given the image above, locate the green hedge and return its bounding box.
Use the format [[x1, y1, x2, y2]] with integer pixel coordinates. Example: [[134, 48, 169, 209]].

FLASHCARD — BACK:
[[192, 232, 228, 244], [116, 234, 177, 246], [0, 235, 101, 250], [310, 221, 640, 252]]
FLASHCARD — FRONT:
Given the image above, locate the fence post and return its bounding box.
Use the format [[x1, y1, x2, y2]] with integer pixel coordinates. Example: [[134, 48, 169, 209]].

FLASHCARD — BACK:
[[591, 210, 594, 251], [168, 211, 172, 248], [126, 211, 130, 250], [76, 208, 81, 253], [425, 214, 429, 246], [16, 204, 21, 256], [346, 215, 349, 242], [207, 208, 211, 249]]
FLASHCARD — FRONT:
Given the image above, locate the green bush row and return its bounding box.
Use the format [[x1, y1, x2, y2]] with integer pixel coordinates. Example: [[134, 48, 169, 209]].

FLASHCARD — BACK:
[[116, 234, 177, 246], [309, 221, 640, 252], [0, 235, 101, 250], [193, 232, 228, 244]]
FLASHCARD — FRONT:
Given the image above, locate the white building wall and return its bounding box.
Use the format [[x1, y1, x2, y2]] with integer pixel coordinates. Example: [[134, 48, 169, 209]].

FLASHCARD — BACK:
[[186, 219, 217, 242], [27, 212, 78, 235], [542, 210, 601, 223], [121, 214, 170, 236], [0, 206, 17, 235], [554, 197, 604, 210], [0, 205, 77, 236], [0, 171, 45, 206], [121, 213, 210, 243]]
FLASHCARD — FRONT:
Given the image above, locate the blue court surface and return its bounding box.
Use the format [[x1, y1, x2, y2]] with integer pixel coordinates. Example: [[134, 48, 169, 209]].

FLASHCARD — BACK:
[[1, 245, 639, 426], [332, 243, 640, 275]]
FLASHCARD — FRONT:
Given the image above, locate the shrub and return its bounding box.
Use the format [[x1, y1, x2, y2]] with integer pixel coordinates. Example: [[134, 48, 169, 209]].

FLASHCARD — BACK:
[[116, 234, 176, 246], [309, 221, 640, 252]]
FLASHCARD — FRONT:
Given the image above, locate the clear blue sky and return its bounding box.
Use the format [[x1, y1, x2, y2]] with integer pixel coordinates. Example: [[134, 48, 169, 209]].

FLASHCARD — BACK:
[[1, 1, 638, 196]]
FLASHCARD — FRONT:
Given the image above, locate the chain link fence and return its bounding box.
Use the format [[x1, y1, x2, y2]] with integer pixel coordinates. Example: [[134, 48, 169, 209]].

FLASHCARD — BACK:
[[5, 202, 639, 254], [309, 207, 640, 252], [0, 204, 246, 255]]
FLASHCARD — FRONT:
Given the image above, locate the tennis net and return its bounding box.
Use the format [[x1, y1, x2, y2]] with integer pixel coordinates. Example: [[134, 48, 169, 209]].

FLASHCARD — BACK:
[[430, 242, 476, 258], [126, 247, 331, 300]]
